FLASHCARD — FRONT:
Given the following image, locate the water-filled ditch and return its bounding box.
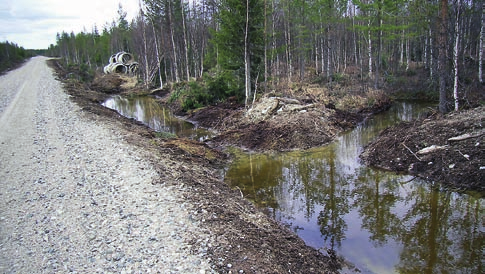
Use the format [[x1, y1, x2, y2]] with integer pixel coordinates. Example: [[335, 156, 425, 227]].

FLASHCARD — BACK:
[[224, 102, 484, 273], [103, 96, 483, 273], [103, 95, 213, 141]]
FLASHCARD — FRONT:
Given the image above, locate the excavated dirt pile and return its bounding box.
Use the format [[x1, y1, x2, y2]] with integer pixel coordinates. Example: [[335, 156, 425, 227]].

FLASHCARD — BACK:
[[190, 96, 364, 151], [361, 106, 484, 192]]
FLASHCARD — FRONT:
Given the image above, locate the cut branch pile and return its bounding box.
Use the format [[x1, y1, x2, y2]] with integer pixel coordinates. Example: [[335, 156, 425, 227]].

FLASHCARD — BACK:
[[246, 97, 318, 122]]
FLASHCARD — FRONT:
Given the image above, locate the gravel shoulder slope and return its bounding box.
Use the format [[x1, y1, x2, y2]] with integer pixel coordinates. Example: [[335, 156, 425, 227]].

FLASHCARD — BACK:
[[0, 57, 213, 273]]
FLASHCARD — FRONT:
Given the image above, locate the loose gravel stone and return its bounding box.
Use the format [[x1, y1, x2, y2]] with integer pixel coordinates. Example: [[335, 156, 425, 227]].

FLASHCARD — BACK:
[[0, 57, 214, 273]]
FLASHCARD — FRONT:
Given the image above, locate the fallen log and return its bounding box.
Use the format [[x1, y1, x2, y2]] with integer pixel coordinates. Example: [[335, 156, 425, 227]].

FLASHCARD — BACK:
[[272, 97, 301, 105], [284, 104, 316, 112], [417, 145, 448, 155], [448, 130, 484, 142]]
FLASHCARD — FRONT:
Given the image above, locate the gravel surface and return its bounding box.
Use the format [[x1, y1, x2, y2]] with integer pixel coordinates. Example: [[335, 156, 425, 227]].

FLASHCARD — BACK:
[[0, 57, 214, 273]]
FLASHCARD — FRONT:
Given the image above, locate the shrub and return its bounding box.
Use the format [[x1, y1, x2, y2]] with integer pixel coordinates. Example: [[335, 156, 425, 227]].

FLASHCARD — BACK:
[[170, 70, 243, 112]]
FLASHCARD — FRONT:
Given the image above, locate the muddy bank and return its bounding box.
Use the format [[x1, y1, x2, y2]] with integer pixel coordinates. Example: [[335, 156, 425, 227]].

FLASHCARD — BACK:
[[188, 94, 390, 152], [48, 59, 341, 273], [361, 106, 484, 192]]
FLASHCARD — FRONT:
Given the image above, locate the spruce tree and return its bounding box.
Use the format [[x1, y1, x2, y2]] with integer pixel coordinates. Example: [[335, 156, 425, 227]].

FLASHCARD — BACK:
[[212, 0, 264, 103]]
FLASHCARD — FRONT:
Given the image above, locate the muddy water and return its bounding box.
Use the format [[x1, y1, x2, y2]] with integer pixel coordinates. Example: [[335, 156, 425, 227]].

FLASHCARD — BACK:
[[102, 95, 213, 141], [224, 102, 484, 274]]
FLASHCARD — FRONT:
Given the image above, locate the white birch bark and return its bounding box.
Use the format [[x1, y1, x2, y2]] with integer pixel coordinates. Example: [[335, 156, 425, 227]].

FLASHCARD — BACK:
[[400, 30, 404, 65], [141, 10, 150, 89], [406, 39, 410, 71], [424, 30, 428, 69], [453, 0, 461, 111], [181, 0, 190, 80], [368, 27, 372, 78], [151, 21, 163, 88], [244, 0, 251, 107], [429, 28, 434, 79], [168, 1, 179, 83], [479, 3, 484, 84]]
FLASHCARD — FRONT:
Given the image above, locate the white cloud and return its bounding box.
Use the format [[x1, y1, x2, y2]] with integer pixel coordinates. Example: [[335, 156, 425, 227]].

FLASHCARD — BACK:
[[0, 0, 139, 49]]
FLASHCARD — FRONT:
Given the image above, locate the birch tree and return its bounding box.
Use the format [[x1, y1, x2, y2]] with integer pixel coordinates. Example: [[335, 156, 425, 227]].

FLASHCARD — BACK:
[[453, 0, 462, 111], [480, 1, 484, 84], [438, 0, 449, 113]]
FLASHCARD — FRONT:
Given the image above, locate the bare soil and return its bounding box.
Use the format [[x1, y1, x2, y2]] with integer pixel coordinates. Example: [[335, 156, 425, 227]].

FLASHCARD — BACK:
[[48, 60, 342, 273], [185, 95, 388, 152], [361, 106, 484, 192]]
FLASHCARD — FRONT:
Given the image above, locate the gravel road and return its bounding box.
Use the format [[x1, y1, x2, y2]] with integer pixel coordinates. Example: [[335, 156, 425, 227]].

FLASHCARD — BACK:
[[0, 57, 214, 273]]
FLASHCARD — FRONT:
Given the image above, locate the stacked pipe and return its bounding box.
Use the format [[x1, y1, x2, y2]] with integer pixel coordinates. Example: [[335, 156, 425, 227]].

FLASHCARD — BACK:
[[103, 51, 138, 75]]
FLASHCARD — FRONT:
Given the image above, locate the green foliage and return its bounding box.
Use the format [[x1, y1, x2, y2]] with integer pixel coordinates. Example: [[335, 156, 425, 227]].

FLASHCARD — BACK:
[[0, 41, 31, 73], [406, 69, 417, 77], [211, 0, 264, 88], [155, 131, 177, 139], [47, 0, 482, 105], [169, 71, 242, 111]]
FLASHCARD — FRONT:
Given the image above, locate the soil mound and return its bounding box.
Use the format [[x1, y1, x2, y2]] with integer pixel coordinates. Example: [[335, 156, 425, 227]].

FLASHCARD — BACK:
[[191, 96, 364, 151], [361, 106, 484, 192], [90, 73, 138, 94]]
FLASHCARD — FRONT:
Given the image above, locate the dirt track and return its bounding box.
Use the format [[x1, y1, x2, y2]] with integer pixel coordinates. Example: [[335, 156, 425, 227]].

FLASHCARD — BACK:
[[0, 57, 214, 272]]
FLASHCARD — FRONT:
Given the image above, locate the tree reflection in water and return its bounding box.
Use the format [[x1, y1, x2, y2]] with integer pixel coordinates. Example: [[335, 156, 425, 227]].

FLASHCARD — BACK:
[[316, 147, 349, 251], [396, 183, 483, 273], [225, 102, 483, 273], [226, 148, 484, 273]]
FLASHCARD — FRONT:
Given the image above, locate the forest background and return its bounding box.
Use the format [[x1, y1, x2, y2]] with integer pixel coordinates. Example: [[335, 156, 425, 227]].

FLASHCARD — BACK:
[[19, 0, 485, 112]]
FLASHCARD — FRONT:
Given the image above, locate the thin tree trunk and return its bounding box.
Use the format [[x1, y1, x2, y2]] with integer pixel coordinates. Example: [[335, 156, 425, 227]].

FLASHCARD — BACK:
[[168, 1, 180, 82], [406, 38, 410, 71], [244, 0, 251, 107], [181, 0, 190, 80], [272, 0, 278, 85], [453, 0, 461, 111], [479, 2, 484, 84], [352, 4, 358, 66], [264, 0, 268, 92], [285, 0, 292, 84], [400, 30, 405, 65], [438, 0, 449, 113], [319, 12, 325, 74], [298, 1, 305, 81], [368, 27, 372, 78], [429, 27, 434, 79], [151, 20, 163, 88], [375, 6, 383, 89], [315, 37, 319, 74], [425, 29, 429, 69], [327, 31, 331, 80], [142, 13, 150, 89]]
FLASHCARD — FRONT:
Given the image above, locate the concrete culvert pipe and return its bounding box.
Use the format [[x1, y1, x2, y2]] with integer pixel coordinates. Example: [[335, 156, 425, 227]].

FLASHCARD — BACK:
[[109, 54, 117, 64], [116, 52, 133, 64], [103, 63, 128, 74], [103, 64, 111, 74], [112, 63, 128, 74]]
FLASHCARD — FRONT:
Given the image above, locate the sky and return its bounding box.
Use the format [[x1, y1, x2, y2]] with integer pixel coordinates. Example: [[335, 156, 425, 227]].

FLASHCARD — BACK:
[[0, 0, 139, 49]]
